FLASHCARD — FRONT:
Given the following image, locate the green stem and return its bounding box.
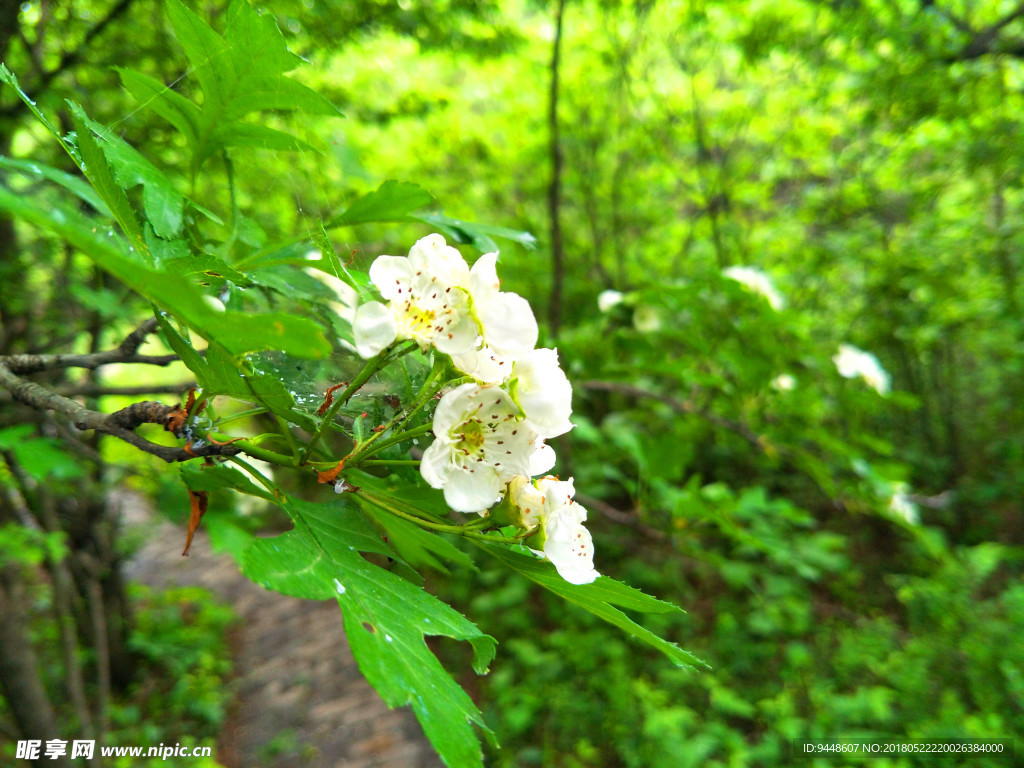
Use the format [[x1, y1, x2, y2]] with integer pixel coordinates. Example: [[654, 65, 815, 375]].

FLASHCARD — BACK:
[[347, 356, 448, 464], [350, 422, 434, 463], [214, 406, 269, 427], [359, 459, 420, 467], [229, 456, 277, 495], [301, 348, 392, 464], [274, 414, 300, 461], [359, 491, 507, 542]]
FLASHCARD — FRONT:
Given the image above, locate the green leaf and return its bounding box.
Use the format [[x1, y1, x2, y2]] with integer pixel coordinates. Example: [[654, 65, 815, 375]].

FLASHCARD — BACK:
[[69, 103, 185, 239], [0, 156, 111, 217], [0, 184, 331, 360], [413, 212, 538, 252], [165, 0, 340, 166], [0, 426, 85, 481], [115, 68, 201, 147], [242, 495, 495, 768], [476, 542, 708, 670], [210, 122, 318, 153], [359, 497, 476, 574], [329, 181, 435, 227], [70, 109, 146, 251], [180, 462, 273, 500]]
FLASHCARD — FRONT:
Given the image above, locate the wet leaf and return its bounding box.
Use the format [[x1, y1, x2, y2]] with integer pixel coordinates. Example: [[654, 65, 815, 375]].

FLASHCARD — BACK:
[[242, 494, 495, 768]]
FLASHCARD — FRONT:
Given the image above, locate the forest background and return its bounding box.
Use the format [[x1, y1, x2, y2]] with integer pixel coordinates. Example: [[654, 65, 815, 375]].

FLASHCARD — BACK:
[[0, 0, 1022, 766]]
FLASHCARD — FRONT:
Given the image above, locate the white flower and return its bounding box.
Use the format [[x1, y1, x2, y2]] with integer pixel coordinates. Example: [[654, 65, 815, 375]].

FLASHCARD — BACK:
[[632, 305, 663, 332], [352, 234, 479, 358], [510, 475, 599, 585], [888, 482, 919, 525], [598, 289, 625, 312], [511, 348, 573, 439], [421, 383, 554, 513], [449, 252, 539, 383], [833, 344, 891, 395], [771, 373, 796, 392], [723, 265, 785, 310]]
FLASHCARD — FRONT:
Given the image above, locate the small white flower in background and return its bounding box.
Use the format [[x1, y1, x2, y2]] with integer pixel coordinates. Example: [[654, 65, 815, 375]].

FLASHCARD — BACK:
[[352, 234, 479, 359], [510, 475, 599, 585], [723, 265, 785, 310], [421, 383, 554, 514], [632, 304, 663, 332], [771, 373, 797, 392], [888, 482, 919, 525], [511, 348, 574, 439], [833, 343, 891, 395], [597, 289, 625, 313]]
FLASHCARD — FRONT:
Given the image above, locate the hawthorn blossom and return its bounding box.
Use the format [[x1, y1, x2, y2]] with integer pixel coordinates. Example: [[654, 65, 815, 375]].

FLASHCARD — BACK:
[[771, 373, 797, 392], [723, 265, 785, 310], [450, 252, 538, 383], [598, 289, 625, 312], [833, 344, 891, 395], [421, 383, 554, 513], [511, 348, 573, 439], [352, 234, 479, 358], [509, 475, 599, 585]]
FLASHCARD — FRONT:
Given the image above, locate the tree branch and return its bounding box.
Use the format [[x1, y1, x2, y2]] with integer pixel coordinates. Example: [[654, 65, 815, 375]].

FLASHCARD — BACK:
[[0, 317, 179, 374], [0, 0, 136, 119], [0, 363, 237, 463]]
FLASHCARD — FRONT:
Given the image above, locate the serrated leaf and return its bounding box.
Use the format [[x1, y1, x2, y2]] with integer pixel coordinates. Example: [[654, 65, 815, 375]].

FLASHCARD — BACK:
[[165, 0, 339, 166], [180, 462, 273, 500], [0, 184, 331, 360], [70, 110, 146, 251], [242, 495, 495, 768], [329, 181, 434, 227], [210, 122, 317, 153], [115, 68, 201, 147], [413, 212, 538, 252], [0, 156, 111, 216], [476, 542, 708, 670], [70, 103, 185, 239], [359, 497, 475, 574]]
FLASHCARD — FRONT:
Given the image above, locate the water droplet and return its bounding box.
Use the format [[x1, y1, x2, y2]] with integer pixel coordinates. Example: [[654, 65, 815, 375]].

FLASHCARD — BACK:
[[333, 578, 346, 594], [384, 634, 393, 643]]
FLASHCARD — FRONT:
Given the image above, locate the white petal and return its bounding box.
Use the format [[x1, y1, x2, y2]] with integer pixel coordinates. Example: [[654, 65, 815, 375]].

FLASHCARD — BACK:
[[528, 442, 556, 476], [420, 439, 452, 489], [353, 301, 397, 358], [544, 506, 598, 585], [409, 234, 470, 286], [443, 468, 503, 513], [369, 256, 413, 299], [515, 348, 573, 438], [469, 252, 500, 298], [478, 292, 538, 355], [431, 383, 480, 435], [597, 289, 624, 312], [434, 313, 482, 356]]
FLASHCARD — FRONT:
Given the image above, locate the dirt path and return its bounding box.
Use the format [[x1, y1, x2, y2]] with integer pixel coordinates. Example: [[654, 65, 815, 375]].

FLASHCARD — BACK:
[[121, 494, 443, 768]]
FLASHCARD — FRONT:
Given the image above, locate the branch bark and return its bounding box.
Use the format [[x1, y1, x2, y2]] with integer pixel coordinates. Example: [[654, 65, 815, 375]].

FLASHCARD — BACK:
[[0, 364, 238, 462]]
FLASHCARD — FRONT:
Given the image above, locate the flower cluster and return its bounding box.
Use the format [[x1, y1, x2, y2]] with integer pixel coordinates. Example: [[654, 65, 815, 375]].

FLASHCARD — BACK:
[[352, 234, 597, 584]]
